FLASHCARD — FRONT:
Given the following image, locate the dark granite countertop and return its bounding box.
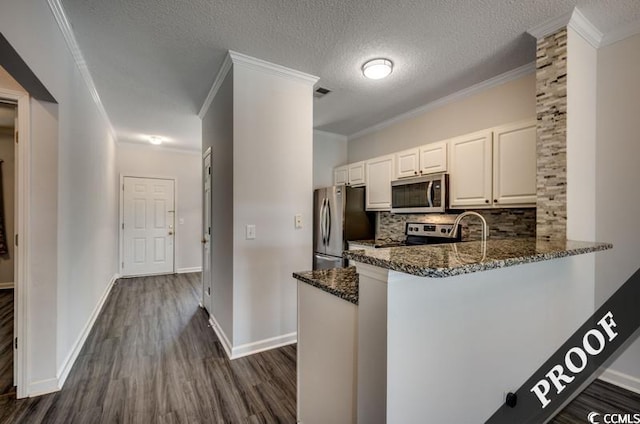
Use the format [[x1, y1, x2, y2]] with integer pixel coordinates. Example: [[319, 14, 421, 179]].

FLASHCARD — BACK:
[[343, 238, 612, 278], [349, 239, 406, 248], [293, 267, 359, 305]]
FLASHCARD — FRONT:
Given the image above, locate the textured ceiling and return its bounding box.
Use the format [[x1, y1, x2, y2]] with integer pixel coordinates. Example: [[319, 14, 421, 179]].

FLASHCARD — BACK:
[[60, 0, 640, 151]]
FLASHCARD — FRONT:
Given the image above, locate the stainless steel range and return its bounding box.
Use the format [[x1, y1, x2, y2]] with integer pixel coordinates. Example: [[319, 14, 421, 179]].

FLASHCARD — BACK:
[[405, 221, 461, 245]]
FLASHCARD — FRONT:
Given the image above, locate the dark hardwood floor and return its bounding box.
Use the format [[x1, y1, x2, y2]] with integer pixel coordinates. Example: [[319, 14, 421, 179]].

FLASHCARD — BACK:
[[0, 273, 637, 423], [0, 289, 13, 398], [0, 273, 296, 423], [552, 379, 640, 424]]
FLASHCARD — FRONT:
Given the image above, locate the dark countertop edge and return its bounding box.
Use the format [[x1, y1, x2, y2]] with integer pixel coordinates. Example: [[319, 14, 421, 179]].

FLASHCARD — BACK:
[[293, 271, 359, 305], [343, 242, 613, 278]]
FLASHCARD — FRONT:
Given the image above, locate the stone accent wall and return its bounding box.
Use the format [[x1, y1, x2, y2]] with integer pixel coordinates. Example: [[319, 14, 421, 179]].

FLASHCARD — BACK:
[[377, 209, 536, 242], [536, 28, 567, 240]]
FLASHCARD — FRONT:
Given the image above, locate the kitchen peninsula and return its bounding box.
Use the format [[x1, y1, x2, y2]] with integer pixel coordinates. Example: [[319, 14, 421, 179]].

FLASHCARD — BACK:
[[293, 238, 612, 424]]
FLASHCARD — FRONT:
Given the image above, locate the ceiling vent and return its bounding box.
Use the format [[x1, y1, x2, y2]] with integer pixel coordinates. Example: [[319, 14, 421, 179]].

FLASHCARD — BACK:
[[314, 87, 331, 98]]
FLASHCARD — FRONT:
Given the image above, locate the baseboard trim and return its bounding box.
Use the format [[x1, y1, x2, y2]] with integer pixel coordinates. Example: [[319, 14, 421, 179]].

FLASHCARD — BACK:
[[0, 282, 14, 289], [56, 273, 119, 390], [209, 314, 233, 359], [230, 332, 297, 360], [177, 267, 202, 274], [27, 378, 59, 397], [598, 369, 640, 395]]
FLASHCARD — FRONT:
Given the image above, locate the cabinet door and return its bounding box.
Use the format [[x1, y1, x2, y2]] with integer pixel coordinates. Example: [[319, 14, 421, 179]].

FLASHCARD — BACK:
[[366, 155, 394, 211], [348, 161, 366, 186], [449, 130, 493, 208], [419, 140, 447, 174], [492, 120, 537, 206], [334, 165, 348, 185], [394, 148, 420, 179]]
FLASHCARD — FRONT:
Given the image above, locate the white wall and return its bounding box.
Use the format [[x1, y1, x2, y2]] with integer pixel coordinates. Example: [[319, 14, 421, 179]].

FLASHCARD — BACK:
[[313, 130, 347, 189], [232, 62, 314, 350], [202, 68, 235, 344], [595, 32, 640, 392], [567, 27, 597, 241], [117, 143, 202, 272], [347, 73, 536, 162], [1, 0, 118, 394]]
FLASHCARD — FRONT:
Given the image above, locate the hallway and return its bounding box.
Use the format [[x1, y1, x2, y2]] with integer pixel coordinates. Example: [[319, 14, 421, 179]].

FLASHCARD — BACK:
[[0, 273, 296, 423]]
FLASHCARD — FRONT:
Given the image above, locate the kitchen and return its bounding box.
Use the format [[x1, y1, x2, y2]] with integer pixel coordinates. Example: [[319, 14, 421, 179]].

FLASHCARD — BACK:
[[295, 12, 637, 424]]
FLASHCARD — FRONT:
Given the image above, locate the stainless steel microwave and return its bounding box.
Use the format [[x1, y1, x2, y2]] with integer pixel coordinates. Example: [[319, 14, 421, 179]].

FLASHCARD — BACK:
[[391, 173, 448, 213]]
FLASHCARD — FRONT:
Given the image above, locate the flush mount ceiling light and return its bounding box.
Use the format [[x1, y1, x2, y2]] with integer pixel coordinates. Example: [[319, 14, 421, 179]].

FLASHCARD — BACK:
[[149, 136, 163, 145], [362, 58, 393, 80]]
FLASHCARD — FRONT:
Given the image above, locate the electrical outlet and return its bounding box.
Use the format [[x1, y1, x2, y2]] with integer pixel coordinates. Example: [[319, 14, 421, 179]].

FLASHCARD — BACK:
[[294, 214, 303, 229], [246, 224, 256, 240]]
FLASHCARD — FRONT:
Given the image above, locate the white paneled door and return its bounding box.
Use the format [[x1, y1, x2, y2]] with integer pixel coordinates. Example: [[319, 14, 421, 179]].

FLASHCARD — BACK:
[[122, 177, 175, 276]]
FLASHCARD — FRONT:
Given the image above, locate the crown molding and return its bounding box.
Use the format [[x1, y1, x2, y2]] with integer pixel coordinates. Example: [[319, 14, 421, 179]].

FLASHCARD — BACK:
[[527, 7, 603, 48], [600, 18, 640, 47], [348, 61, 535, 141], [228, 50, 319, 86], [568, 8, 603, 48], [47, 0, 117, 142], [198, 52, 232, 119], [527, 10, 573, 40]]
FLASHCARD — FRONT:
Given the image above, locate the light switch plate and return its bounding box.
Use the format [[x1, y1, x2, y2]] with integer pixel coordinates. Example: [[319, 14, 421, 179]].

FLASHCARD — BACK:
[[246, 224, 256, 240], [294, 214, 303, 229]]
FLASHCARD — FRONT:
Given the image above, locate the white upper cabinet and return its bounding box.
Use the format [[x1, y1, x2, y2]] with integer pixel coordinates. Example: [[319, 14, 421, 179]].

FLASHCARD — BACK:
[[449, 121, 537, 209], [366, 155, 394, 211], [492, 120, 537, 206], [348, 161, 366, 186], [419, 140, 448, 175], [394, 148, 420, 179], [334, 165, 348, 185], [449, 130, 493, 208], [333, 162, 366, 186], [394, 141, 448, 180]]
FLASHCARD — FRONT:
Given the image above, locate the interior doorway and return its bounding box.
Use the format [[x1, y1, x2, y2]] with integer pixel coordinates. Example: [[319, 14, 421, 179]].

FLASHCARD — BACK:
[[0, 101, 16, 398]]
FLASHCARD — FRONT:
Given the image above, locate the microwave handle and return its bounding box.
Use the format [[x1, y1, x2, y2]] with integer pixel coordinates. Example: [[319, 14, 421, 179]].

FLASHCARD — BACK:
[[427, 180, 434, 208]]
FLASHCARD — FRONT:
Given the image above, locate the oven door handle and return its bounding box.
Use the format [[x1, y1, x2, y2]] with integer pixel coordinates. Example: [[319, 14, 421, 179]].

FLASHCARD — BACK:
[[427, 180, 434, 208]]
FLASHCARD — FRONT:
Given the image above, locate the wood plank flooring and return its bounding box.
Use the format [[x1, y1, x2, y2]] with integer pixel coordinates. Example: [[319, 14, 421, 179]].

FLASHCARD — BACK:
[[0, 273, 296, 423], [0, 272, 638, 423], [552, 379, 640, 424], [0, 289, 13, 398]]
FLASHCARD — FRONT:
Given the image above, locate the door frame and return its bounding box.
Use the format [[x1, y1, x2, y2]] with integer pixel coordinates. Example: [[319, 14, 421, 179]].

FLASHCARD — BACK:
[[201, 147, 211, 309], [118, 174, 178, 276], [0, 87, 30, 399]]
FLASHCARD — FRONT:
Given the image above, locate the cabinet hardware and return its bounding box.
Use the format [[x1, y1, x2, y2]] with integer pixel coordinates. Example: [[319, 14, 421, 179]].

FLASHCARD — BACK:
[[485, 200, 489, 204]]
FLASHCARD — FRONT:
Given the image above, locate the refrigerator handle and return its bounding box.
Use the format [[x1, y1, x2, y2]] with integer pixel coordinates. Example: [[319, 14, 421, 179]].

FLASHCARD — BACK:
[[326, 197, 332, 244], [321, 198, 327, 245]]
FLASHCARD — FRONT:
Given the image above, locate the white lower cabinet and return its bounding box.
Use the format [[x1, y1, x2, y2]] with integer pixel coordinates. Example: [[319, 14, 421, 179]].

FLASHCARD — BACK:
[[297, 282, 357, 424], [365, 154, 394, 211]]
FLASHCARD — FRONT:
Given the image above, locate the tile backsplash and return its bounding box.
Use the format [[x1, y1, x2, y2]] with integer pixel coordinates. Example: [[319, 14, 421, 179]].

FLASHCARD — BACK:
[[377, 208, 536, 241]]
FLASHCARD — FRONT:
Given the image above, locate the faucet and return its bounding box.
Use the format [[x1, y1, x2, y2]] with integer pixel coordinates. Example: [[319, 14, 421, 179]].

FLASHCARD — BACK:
[[451, 211, 489, 242]]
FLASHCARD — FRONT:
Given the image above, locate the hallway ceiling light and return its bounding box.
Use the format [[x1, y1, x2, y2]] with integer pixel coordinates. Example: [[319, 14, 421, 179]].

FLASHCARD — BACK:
[[149, 136, 163, 145], [362, 59, 393, 80]]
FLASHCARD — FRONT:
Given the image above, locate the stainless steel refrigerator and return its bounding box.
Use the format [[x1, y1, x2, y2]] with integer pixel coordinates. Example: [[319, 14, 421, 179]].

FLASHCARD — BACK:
[[313, 185, 375, 270]]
